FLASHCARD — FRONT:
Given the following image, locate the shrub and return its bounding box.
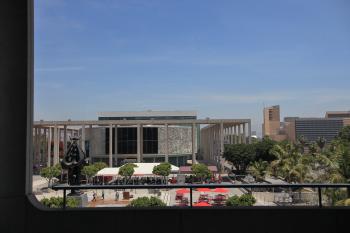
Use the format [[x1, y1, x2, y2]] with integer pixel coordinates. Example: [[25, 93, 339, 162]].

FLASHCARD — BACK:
[[336, 199, 350, 206], [40, 197, 79, 208], [128, 197, 166, 207], [226, 194, 256, 207]]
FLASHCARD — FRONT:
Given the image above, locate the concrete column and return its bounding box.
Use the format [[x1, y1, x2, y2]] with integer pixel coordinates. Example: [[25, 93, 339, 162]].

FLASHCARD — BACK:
[[57, 128, 61, 164], [114, 125, 118, 166], [38, 127, 42, 164], [63, 125, 67, 155], [165, 124, 169, 162], [81, 124, 85, 153], [109, 124, 113, 167], [237, 125, 241, 144], [140, 125, 143, 162], [220, 122, 224, 172], [47, 127, 51, 167], [248, 121, 252, 144], [192, 123, 196, 164], [53, 125, 58, 165], [34, 127, 38, 165], [220, 122, 224, 155], [243, 123, 246, 144], [137, 124, 141, 163]]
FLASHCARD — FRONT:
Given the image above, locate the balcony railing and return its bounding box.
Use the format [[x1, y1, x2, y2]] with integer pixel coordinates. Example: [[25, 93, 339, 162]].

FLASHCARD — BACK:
[[51, 183, 350, 209]]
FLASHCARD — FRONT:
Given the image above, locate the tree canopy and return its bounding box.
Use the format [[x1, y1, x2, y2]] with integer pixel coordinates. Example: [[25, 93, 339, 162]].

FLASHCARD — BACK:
[[40, 164, 62, 187], [93, 162, 108, 171], [152, 163, 171, 181], [191, 163, 211, 181], [224, 144, 256, 174], [81, 165, 98, 183], [118, 163, 138, 182], [226, 194, 256, 206], [254, 136, 277, 162], [41, 197, 79, 208]]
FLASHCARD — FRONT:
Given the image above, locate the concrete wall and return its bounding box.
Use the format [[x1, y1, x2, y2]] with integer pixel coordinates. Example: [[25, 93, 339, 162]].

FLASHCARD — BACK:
[[158, 126, 194, 155]]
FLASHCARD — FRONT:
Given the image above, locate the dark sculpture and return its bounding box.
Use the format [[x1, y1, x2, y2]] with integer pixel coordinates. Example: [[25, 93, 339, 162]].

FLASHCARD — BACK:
[[61, 137, 88, 195]]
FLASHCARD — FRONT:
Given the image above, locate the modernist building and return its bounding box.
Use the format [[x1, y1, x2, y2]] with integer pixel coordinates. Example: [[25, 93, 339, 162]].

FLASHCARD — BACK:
[[33, 111, 251, 169], [262, 105, 350, 143], [294, 117, 350, 143]]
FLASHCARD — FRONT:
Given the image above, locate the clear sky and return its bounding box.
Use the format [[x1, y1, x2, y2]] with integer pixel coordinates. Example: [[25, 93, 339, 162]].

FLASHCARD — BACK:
[[34, 0, 350, 136]]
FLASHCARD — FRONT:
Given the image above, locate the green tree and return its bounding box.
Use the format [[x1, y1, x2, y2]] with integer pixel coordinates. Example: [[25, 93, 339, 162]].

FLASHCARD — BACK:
[[269, 143, 310, 183], [93, 162, 108, 171], [128, 196, 166, 207], [249, 160, 268, 182], [40, 165, 62, 188], [81, 165, 98, 184], [255, 136, 277, 162], [191, 163, 211, 182], [308, 142, 318, 155], [226, 194, 256, 206], [296, 135, 308, 153], [41, 197, 79, 208], [152, 163, 171, 183], [118, 163, 138, 183], [224, 144, 256, 174], [338, 126, 350, 143]]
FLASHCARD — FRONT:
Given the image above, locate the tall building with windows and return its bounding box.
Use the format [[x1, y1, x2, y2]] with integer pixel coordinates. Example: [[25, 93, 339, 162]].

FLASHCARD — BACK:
[[262, 105, 286, 141], [295, 118, 345, 143]]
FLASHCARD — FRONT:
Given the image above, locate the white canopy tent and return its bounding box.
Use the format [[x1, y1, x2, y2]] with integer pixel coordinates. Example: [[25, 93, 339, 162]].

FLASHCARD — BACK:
[[96, 163, 179, 177]]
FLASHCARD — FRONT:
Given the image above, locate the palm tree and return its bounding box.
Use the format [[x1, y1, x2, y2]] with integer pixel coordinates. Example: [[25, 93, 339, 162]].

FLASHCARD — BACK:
[[316, 137, 327, 152], [297, 135, 308, 153], [269, 143, 310, 183], [249, 160, 268, 182]]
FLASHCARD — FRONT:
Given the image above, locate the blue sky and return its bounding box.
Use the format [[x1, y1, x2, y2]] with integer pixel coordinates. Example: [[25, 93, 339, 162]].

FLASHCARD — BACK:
[[34, 0, 350, 135]]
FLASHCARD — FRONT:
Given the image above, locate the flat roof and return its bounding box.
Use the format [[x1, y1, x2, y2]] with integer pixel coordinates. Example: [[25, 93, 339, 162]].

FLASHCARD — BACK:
[[33, 118, 251, 126], [98, 111, 197, 118]]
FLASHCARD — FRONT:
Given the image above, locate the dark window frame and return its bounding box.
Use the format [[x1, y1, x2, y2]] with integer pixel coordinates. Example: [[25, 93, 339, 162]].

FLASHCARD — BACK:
[[1, 1, 345, 232]]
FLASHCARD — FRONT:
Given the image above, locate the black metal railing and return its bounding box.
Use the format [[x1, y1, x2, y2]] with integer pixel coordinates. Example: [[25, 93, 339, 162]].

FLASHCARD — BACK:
[[51, 183, 350, 209]]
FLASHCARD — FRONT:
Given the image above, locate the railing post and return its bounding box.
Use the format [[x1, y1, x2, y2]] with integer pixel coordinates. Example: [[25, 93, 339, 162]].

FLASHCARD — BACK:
[[63, 189, 66, 210], [190, 187, 193, 208], [318, 187, 322, 208]]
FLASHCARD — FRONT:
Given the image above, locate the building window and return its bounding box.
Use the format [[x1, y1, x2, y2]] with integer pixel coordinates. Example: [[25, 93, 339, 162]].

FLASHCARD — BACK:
[[117, 128, 137, 154], [143, 127, 158, 154]]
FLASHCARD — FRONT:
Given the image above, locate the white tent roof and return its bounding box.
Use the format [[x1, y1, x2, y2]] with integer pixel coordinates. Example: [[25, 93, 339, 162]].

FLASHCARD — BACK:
[[96, 167, 119, 176], [96, 163, 179, 177]]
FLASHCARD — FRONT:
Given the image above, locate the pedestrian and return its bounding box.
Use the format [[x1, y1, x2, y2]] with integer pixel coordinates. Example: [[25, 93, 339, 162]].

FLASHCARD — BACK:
[[92, 191, 96, 202], [115, 191, 119, 201], [102, 190, 105, 200]]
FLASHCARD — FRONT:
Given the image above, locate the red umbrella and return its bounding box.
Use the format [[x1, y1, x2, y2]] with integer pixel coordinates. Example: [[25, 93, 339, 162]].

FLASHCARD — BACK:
[[196, 188, 212, 192], [193, 202, 212, 207], [176, 188, 190, 194], [212, 188, 229, 193]]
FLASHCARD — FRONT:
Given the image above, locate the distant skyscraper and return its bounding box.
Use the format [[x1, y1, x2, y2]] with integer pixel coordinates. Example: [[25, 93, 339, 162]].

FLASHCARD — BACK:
[[262, 105, 286, 141]]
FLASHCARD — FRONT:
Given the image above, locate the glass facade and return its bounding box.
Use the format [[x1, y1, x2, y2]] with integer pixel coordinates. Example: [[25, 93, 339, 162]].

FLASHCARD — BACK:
[[117, 128, 137, 154], [143, 127, 158, 154]]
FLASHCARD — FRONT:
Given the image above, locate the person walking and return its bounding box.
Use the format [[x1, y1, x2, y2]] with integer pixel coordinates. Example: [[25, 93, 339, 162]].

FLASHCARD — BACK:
[[115, 191, 119, 201], [92, 191, 97, 202], [102, 190, 105, 200]]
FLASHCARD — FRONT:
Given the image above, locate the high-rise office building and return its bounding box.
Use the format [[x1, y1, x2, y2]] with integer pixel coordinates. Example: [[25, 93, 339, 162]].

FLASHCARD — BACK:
[[263, 105, 286, 141]]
